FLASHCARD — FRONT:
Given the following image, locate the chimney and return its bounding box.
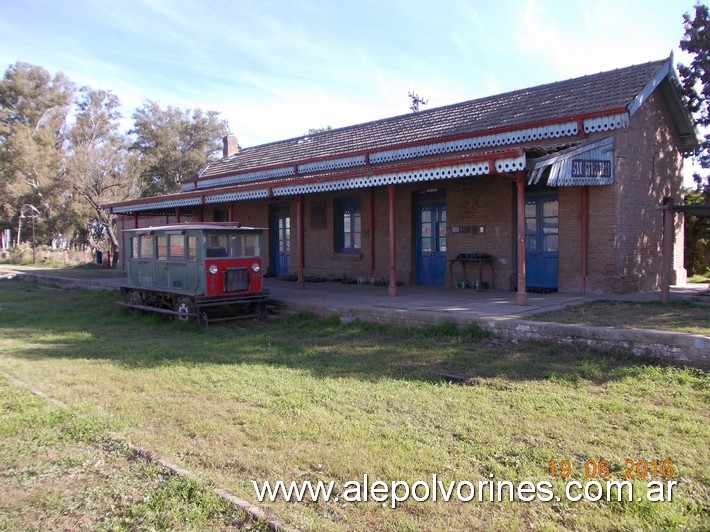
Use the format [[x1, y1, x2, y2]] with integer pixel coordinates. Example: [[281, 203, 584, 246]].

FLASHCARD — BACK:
[[222, 134, 239, 159]]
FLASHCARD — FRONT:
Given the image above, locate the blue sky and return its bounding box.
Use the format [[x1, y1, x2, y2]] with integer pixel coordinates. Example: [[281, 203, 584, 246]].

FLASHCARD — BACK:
[[0, 0, 702, 182]]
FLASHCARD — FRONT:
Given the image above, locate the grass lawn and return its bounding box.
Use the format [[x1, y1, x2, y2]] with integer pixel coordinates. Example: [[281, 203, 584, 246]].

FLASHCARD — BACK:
[[687, 273, 710, 284], [0, 280, 708, 530], [530, 300, 710, 336], [0, 374, 261, 530]]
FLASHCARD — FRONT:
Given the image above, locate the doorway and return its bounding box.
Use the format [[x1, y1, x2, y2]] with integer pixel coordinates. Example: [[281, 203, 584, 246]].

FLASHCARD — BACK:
[[415, 192, 447, 286], [269, 204, 290, 277], [524, 194, 559, 292]]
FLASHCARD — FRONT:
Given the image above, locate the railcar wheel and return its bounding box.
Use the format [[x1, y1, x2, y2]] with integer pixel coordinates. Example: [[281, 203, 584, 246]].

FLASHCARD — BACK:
[[175, 298, 195, 322], [125, 291, 143, 315]]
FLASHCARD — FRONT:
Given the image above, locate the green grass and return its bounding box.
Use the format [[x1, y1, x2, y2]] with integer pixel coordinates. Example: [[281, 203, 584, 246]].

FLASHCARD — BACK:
[[0, 374, 261, 530], [531, 299, 710, 336], [687, 273, 710, 284], [0, 279, 708, 530]]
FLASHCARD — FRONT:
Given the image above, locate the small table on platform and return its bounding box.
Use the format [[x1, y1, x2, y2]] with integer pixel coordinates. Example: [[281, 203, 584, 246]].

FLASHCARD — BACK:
[[449, 254, 495, 289]]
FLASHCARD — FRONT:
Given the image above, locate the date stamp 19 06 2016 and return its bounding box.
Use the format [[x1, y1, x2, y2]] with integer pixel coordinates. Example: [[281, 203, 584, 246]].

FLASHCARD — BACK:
[[549, 459, 675, 480]]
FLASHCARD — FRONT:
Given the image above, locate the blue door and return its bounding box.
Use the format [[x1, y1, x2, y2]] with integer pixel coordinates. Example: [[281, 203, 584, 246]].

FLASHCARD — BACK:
[[524, 195, 559, 291], [416, 203, 447, 285], [270, 206, 290, 277]]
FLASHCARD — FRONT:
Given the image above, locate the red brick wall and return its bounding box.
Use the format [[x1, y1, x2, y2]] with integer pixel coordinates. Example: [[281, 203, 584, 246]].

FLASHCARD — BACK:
[[607, 91, 686, 293]]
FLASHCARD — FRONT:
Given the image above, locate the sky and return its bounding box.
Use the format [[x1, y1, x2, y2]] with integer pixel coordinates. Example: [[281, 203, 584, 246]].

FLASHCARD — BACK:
[[0, 0, 703, 184]]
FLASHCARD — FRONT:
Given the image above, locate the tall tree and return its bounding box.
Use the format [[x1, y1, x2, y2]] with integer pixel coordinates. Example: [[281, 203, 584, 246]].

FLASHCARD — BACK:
[[678, 3, 710, 275], [63, 87, 142, 257], [0, 62, 73, 244], [131, 101, 229, 196], [678, 2, 710, 191]]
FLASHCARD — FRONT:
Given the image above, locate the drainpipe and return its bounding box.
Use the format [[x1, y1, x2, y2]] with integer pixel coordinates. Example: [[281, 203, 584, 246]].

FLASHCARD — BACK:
[[581, 186, 588, 293], [516, 173, 527, 305], [388, 184, 397, 297]]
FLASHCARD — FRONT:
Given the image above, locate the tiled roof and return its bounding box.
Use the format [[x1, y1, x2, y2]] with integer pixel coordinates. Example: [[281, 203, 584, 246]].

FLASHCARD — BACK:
[[197, 59, 668, 179]]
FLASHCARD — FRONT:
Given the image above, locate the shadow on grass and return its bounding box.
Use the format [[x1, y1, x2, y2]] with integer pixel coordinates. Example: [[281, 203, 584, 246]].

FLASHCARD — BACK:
[[0, 279, 692, 386]]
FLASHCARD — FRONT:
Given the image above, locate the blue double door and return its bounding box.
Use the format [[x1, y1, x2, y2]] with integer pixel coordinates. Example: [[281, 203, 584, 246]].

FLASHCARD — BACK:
[[416, 201, 447, 286], [269, 205, 290, 277], [524, 194, 559, 291]]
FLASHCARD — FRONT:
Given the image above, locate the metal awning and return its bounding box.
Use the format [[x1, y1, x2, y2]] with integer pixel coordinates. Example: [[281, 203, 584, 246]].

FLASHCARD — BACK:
[[528, 136, 614, 186]]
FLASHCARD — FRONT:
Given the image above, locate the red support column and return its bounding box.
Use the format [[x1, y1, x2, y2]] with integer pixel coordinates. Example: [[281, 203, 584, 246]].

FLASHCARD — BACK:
[[175, 207, 181, 223], [229, 202, 235, 223], [369, 188, 375, 277], [133, 213, 139, 229], [581, 186, 588, 293], [660, 200, 674, 303], [516, 174, 527, 305], [296, 194, 305, 290], [388, 184, 397, 297]]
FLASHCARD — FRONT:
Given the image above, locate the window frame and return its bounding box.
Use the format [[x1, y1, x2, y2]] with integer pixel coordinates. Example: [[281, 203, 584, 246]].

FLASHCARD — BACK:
[[335, 196, 362, 253]]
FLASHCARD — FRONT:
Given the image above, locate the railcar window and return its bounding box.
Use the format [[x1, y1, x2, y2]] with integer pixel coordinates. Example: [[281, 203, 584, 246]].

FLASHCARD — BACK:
[[230, 234, 244, 257], [243, 234, 261, 256], [187, 236, 197, 260], [139, 235, 154, 259], [156, 235, 168, 259], [168, 235, 185, 258], [206, 234, 229, 257]]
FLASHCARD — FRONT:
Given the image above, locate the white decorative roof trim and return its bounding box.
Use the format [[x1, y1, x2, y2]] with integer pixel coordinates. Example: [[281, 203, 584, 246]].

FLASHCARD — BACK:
[[272, 160, 494, 196], [370, 121, 578, 164], [112, 197, 201, 214], [205, 190, 270, 203], [185, 165, 296, 192], [583, 113, 629, 133], [298, 154, 366, 174], [495, 156, 526, 173]]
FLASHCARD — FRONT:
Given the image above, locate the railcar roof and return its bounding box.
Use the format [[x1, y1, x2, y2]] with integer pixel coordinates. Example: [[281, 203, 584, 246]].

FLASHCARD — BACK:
[[122, 222, 267, 233]]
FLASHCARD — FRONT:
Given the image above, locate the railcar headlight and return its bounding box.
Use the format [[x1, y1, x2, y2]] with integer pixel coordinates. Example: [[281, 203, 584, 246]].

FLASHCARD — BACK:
[[251, 262, 261, 273], [208, 264, 219, 275]]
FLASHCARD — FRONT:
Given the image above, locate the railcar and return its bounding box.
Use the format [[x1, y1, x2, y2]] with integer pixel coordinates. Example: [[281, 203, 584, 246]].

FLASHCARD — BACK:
[[119, 222, 269, 324]]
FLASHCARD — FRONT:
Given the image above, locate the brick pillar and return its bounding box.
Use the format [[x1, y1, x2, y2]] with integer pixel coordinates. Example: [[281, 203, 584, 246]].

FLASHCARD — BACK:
[[661, 200, 674, 303]]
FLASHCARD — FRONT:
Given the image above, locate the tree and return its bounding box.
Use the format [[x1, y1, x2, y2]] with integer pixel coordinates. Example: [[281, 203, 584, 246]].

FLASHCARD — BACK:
[[679, 3, 710, 191], [130, 101, 229, 196], [63, 87, 142, 258], [0, 62, 74, 245], [679, 3, 710, 275]]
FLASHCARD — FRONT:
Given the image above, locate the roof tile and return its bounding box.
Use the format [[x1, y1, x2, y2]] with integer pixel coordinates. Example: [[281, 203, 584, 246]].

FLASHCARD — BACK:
[[197, 59, 667, 179]]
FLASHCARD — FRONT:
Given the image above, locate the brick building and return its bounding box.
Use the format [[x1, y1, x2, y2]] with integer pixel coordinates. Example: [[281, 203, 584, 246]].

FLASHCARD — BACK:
[[106, 56, 698, 300]]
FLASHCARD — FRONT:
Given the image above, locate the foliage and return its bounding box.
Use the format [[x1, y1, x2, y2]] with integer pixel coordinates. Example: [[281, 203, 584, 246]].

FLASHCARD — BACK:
[[684, 188, 710, 274], [679, 3, 710, 191], [63, 88, 143, 252], [679, 4, 710, 274], [0, 62, 230, 251], [130, 101, 229, 196], [0, 62, 74, 245]]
